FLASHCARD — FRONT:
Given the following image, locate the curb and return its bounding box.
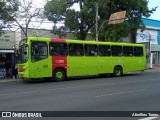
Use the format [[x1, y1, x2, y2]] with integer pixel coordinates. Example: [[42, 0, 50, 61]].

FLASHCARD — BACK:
[[0, 79, 15, 83], [146, 67, 160, 72], [0, 78, 21, 83]]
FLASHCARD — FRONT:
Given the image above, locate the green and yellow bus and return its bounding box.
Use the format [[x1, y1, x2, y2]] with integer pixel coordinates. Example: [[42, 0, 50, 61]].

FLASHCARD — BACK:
[[18, 37, 146, 81]]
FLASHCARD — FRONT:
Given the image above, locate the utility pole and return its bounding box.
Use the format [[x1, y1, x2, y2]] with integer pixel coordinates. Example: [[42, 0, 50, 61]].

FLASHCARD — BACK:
[[79, 0, 85, 40], [95, 3, 98, 41], [148, 34, 153, 69]]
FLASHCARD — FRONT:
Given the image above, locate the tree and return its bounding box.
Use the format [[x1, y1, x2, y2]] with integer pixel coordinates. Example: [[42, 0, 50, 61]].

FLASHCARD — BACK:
[[52, 25, 66, 38], [44, 0, 68, 38], [44, 0, 95, 40], [6, 0, 43, 38], [0, 0, 18, 35], [87, 0, 157, 42], [44, 0, 157, 41]]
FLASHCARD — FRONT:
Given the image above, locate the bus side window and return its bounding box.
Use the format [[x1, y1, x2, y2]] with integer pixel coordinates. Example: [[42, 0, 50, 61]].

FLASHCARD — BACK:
[[111, 46, 122, 56], [85, 44, 98, 56], [134, 47, 143, 56], [69, 43, 84, 56], [50, 42, 68, 56], [99, 45, 111, 56], [123, 46, 133, 56]]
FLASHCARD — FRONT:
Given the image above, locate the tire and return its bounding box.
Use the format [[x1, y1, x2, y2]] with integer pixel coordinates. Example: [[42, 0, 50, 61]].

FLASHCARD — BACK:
[[113, 66, 123, 77], [53, 69, 66, 81]]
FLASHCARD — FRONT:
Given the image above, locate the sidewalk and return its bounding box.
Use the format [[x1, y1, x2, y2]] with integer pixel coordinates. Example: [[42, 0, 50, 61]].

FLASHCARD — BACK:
[[146, 65, 160, 72]]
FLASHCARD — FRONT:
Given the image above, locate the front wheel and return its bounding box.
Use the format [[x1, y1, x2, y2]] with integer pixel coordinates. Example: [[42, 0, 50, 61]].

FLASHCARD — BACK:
[[113, 66, 123, 77], [53, 69, 66, 81]]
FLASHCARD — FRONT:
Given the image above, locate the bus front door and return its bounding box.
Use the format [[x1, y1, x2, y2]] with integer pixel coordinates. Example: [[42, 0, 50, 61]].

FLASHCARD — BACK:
[[30, 58, 52, 78]]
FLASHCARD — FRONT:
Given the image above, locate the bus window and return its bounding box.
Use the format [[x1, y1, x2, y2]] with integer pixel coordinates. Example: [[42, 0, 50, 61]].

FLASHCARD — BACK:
[[111, 46, 122, 56], [123, 46, 133, 56], [50, 42, 68, 56], [85, 44, 98, 56], [69, 43, 84, 56], [99, 45, 111, 56], [31, 41, 48, 62], [134, 47, 143, 56]]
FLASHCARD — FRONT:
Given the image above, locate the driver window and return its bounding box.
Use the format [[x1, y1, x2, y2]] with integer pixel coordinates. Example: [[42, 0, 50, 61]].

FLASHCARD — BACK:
[[31, 41, 48, 62]]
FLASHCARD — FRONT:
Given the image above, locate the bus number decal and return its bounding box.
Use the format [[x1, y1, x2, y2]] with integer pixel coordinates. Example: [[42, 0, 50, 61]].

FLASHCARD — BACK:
[[55, 60, 65, 64]]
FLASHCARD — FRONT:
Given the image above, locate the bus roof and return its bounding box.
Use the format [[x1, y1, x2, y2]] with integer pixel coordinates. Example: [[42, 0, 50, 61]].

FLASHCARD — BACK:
[[27, 37, 144, 47]]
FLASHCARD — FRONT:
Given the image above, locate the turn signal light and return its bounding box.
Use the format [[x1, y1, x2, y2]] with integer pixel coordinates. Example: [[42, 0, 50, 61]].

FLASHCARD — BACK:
[[18, 68, 25, 72]]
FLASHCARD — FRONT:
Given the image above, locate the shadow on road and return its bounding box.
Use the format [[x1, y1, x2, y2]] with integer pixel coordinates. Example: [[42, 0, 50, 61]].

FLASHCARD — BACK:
[[18, 72, 144, 84]]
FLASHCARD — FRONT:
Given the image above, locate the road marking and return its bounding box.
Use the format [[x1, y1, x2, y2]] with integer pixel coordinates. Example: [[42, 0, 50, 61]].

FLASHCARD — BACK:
[[95, 89, 147, 98], [139, 117, 160, 120]]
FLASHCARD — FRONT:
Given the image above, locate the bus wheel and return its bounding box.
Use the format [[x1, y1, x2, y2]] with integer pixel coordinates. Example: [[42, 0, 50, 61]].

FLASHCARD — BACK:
[[113, 66, 123, 77], [53, 69, 65, 81]]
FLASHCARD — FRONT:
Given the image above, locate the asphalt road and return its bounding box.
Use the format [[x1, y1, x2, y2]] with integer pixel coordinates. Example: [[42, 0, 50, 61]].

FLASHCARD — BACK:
[[0, 71, 160, 120]]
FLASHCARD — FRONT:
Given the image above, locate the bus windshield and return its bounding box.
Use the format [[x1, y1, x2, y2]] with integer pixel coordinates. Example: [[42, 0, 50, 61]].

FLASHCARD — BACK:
[[19, 44, 28, 63]]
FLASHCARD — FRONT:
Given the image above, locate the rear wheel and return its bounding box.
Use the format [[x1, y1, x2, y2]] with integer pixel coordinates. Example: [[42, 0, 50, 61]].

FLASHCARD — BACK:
[[53, 69, 66, 81], [113, 66, 123, 77]]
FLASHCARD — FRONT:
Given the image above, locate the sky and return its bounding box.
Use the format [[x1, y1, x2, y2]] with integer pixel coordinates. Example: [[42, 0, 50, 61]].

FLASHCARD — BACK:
[[148, 0, 160, 20]]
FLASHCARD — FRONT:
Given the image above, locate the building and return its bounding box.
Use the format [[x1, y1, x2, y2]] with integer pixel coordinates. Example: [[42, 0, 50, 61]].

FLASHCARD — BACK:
[[136, 18, 160, 67], [0, 31, 17, 78], [22, 28, 92, 40]]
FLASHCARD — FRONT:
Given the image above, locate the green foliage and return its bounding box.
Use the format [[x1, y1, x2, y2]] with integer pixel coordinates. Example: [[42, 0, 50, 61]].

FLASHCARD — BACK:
[[44, 0, 95, 40], [99, 23, 130, 42], [44, 0, 68, 23], [52, 25, 66, 38], [0, 0, 18, 35], [44, 0, 157, 41], [91, 0, 157, 41]]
